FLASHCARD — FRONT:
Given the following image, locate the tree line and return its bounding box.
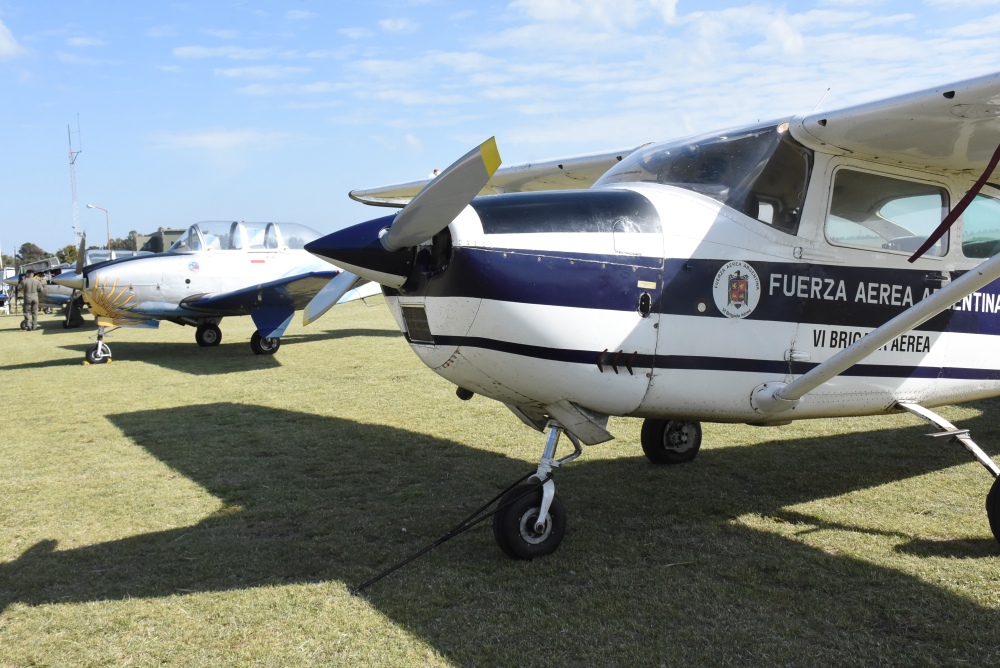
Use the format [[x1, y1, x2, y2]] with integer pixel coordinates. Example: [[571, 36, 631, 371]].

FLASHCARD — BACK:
[[2, 232, 140, 268]]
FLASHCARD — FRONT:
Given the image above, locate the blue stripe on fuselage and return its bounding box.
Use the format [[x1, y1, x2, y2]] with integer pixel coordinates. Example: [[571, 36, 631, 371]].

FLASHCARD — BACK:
[[425, 334, 1000, 381], [390, 248, 999, 336]]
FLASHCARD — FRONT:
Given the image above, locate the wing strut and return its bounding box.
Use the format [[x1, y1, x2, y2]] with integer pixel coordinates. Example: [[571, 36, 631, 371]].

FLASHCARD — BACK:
[[751, 249, 1000, 414], [908, 142, 1000, 262]]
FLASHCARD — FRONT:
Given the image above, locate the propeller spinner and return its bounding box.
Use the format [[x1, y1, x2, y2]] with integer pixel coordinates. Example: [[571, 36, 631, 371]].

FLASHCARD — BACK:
[[306, 137, 501, 287]]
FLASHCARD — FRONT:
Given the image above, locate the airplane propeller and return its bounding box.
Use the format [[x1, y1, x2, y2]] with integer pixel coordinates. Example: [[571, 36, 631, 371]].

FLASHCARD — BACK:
[[306, 137, 502, 287]]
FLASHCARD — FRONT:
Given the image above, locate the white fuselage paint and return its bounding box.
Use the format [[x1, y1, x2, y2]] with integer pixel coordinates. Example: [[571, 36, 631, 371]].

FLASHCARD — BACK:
[[382, 181, 1000, 424]]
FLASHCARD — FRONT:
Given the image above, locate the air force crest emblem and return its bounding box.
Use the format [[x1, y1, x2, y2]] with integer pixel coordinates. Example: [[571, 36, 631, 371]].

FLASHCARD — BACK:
[[713, 261, 760, 318]]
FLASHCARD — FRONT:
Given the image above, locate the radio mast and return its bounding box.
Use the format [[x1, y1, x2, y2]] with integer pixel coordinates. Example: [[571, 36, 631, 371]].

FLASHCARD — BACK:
[[68, 117, 82, 239]]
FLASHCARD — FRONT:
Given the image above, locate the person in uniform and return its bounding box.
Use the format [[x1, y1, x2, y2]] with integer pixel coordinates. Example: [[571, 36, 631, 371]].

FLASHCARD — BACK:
[[19, 269, 45, 331]]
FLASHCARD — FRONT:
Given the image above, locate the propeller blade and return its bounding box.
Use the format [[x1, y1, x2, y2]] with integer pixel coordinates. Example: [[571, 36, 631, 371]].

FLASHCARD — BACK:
[[381, 137, 501, 251], [302, 270, 367, 326], [307, 137, 503, 288]]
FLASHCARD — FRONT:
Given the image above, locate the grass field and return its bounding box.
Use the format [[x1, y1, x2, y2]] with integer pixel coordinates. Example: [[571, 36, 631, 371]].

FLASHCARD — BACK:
[[3, 301, 1000, 666]]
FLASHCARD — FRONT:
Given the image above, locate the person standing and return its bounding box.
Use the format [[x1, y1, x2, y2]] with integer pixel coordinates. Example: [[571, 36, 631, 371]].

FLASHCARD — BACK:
[[20, 269, 45, 331]]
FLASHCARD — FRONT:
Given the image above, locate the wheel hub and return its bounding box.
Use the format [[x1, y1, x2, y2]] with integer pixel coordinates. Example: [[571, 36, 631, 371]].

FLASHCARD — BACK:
[[519, 508, 551, 544]]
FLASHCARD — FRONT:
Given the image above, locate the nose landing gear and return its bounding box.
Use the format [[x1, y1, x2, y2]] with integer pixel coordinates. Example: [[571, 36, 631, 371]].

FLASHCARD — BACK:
[[84, 325, 112, 365], [492, 422, 582, 560]]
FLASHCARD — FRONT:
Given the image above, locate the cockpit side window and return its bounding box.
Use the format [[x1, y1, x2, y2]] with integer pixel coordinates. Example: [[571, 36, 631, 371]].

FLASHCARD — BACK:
[[595, 121, 812, 235], [168, 226, 204, 252], [962, 191, 1000, 259], [826, 168, 949, 257], [264, 223, 282, 249]]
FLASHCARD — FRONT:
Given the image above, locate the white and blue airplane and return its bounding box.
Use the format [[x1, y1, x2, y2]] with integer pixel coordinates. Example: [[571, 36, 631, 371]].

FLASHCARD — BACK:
[[54, 220, 375, 364], [308, 71, 1000, 560]]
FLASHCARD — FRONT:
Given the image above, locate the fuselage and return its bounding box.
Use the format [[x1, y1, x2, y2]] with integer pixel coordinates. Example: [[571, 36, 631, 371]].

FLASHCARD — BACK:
[[77, 221, 334, 324], [364, 125, 1000, 424]]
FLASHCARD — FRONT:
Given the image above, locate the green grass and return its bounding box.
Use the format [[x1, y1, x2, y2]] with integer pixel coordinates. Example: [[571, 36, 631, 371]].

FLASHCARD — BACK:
[[2, 303, 1000, 666]]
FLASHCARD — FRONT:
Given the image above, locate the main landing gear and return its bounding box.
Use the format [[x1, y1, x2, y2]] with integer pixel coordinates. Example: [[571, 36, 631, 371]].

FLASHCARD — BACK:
[[492, 421, 582, 560], [897, 403, 1000, 545], [250, 330, 280, 355], [640, 419, 703, 465], [195, 323, 222, 347]]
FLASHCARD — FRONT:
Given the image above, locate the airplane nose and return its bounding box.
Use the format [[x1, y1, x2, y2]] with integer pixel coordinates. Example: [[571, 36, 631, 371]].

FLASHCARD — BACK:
[[306, 215, 414, 288], [51, 272, 84, 290]]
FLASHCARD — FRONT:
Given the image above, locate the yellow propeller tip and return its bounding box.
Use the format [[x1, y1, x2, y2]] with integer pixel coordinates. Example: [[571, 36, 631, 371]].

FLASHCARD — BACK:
[[480, 137, 501, 177]]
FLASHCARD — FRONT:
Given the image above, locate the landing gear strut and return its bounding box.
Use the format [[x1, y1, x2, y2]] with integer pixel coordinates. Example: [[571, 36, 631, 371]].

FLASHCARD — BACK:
[[492, 421, 582, 560], [897, 403, 1000, 545]]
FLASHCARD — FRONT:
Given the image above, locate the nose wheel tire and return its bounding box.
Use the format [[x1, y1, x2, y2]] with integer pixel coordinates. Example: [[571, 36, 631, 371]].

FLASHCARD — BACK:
[[195, 324, 222, 347], [250, 330, 281, 355], [492, 483, 566, 560], [85, 342, 112, 364], [641, 419, 702, 465]]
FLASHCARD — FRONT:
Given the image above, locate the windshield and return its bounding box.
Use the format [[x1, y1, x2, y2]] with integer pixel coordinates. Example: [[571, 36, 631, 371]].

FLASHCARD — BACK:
[[596, 120, 813, 235], [168, 222, 322, 252]]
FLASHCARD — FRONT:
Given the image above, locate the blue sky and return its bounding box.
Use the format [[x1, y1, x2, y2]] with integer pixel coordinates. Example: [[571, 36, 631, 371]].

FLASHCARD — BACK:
[[1, 0, 999, 256]]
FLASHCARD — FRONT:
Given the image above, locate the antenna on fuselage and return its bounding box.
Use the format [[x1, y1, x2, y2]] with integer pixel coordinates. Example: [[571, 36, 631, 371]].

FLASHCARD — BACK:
[[68, 115, 83, 241], [812, 88, 831, 112]]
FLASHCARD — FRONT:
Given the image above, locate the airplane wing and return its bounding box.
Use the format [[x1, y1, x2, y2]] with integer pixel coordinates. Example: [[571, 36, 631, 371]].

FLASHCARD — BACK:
[[791, 71, 1000, 175], [349, 145, 648, 207], [179, 270, 342, 315]]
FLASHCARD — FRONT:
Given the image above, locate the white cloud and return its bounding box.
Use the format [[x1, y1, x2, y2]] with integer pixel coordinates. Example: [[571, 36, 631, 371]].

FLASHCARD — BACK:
[[0, 19, 26, 59], [339, 27, 373, 39], [235, 81, 345, 96], [379, 18, 419, 32], [150, 129, 290, 152], [147, 25, 177, 38], [56, 52, 119, 65], [214, 65, 311, 78], [172, 45, 272, 59], [202, 28, 240, 40], [68, 36, 105, 47], [286, 10, 317, 20]]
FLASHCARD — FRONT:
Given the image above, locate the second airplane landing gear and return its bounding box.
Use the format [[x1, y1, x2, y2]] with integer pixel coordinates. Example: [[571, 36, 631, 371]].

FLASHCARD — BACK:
[[492, 421, 582, 559], [195, 323, 222, 347]]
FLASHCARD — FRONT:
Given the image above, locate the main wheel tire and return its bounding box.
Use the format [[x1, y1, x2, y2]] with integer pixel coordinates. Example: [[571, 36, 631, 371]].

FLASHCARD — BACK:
[[492, 483, 566, 560], [641, 419, 702, 465], [195, 324, 222, 347], [987, 476, 1000, 545], [20, 320, 28, 330], [250, 331, 280, 355], [85, 342, 111, 364]]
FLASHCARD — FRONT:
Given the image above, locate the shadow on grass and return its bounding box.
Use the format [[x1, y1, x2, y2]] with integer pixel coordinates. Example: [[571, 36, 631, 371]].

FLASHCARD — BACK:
[[3, 402, 1000, 663], [21, 328, 399, 374], [48, 341, 284, 374]]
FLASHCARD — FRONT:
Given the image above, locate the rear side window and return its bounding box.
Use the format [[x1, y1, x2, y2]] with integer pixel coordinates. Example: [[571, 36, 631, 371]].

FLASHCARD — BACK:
[[826, 168, 949, 257], [962, 192, 1000, 258]]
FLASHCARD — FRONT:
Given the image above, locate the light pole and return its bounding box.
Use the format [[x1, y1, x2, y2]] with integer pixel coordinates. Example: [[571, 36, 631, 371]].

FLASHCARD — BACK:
[[86, 204, 111, 250]]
